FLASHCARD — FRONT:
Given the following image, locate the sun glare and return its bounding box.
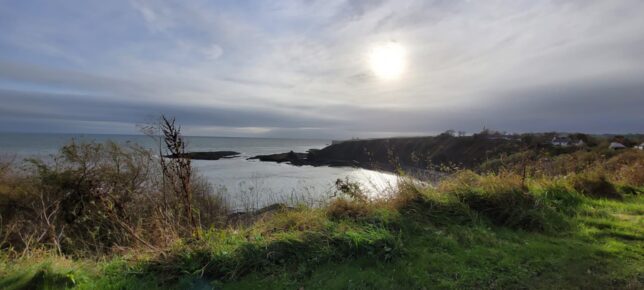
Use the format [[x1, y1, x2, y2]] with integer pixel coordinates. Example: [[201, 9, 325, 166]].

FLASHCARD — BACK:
[[368, 42, 406, 80]]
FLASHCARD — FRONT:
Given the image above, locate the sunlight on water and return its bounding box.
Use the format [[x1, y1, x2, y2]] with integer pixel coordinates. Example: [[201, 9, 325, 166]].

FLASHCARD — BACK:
[[194, 159, 399, 212]]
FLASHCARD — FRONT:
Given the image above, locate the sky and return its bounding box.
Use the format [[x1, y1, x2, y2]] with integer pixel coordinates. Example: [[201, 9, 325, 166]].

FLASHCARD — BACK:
[[0, 0, 643, 138]]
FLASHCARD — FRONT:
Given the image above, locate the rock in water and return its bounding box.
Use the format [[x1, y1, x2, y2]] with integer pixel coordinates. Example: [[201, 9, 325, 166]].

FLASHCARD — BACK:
[[165, 151, 240, 160]]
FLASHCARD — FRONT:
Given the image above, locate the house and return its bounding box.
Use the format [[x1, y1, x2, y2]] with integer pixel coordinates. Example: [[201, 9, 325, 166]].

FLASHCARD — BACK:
[[573, 140, 586, 147], [636, 143, 644, 150], [551, 135, 571, 147], [609, 142, 626, 150]]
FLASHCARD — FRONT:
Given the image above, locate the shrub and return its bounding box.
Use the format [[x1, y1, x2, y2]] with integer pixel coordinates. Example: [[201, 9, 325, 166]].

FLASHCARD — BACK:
[[532, 179, 582, 216], [327, 177, 379, 221], [191, 173, 229, 227], [334, 177, 367, 202], [0, 140, 229, 256], [387, 177, 426, 209], [327, 198, 372, 220], [606, 150, 644, 187], [438, 171, 562, 231], [570, 170, 621, 199], [0, 141, 159, 255]]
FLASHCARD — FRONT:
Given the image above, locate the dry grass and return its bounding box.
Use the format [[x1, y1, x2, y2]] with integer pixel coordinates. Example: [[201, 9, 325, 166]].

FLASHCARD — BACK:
[[326, 198, 374, 220], [255, 207, 327, 233], [606, 150, 644, 187]]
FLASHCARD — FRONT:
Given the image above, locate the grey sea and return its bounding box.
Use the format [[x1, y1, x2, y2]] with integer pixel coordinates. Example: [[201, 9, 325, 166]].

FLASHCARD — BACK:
[[0, 133, 398, 211]]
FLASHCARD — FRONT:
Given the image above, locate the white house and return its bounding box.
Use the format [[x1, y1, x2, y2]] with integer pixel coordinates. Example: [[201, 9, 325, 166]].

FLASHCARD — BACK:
[[609, 142, 626, 150], [551, 135, 571, 147], [636, 143, 644, 150]]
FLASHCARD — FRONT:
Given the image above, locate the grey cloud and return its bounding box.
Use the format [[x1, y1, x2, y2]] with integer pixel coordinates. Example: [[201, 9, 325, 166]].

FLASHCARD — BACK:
[[0, 89, 341, 129], [0, 0, 643, 137]]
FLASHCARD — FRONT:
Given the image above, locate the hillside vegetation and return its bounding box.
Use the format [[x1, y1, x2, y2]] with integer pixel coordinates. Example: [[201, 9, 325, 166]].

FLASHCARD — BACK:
[[311, 133, 522, 171], [284, 131, 643, 175], [0, 132, 643, 289]]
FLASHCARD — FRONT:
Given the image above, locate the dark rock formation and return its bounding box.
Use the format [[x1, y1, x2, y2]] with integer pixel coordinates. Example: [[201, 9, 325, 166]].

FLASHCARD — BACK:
[[250, 134, 525, 173], [248, 151, 308, 165], [248, 150, 361, 168], [165, 151, 240, 160]]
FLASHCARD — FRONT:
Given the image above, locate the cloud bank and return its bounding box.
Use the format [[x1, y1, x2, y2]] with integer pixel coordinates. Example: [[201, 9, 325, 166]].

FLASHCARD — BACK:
[[1, 0, 642, 138]]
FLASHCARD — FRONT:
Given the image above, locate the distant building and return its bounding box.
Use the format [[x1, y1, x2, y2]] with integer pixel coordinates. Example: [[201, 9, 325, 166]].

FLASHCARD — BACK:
[[551, 135, 571, 147], [573, 140, 586, 147], [609, 142, 626, 150], [636, 143, 644, 150]]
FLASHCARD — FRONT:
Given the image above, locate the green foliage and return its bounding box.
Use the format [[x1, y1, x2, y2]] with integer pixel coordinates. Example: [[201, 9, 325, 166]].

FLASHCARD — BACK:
[[532, 179, 582, 216], [0, 253, 89, 290]]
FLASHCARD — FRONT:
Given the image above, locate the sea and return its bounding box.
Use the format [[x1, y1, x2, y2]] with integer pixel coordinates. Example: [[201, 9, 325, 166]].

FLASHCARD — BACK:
[[0, 133, 398, 211]]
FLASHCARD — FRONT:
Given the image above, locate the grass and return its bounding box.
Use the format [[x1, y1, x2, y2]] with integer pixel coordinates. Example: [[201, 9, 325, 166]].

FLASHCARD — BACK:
[[223, 194, 643, 290], [1, 175, 642, 289]]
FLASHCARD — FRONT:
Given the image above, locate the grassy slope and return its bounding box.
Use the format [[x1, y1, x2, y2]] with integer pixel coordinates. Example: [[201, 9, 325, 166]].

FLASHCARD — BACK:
[[224, 196, 643, 290], [1, 192, 642, 289]]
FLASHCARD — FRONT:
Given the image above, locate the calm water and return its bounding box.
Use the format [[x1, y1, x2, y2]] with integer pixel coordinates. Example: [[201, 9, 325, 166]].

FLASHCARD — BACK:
[[0, 133, 398, 211]]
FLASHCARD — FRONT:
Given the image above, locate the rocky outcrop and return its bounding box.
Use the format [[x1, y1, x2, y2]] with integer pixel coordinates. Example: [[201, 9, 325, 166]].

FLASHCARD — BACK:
[[248, 150, 362, 168], [250, 134, 524, 173], [165, 151, 240, 160], [248, 151, 308, 165]]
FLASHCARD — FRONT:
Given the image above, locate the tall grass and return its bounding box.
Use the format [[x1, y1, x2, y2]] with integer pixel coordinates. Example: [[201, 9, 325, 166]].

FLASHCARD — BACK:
[[435, 171, 569, 231]]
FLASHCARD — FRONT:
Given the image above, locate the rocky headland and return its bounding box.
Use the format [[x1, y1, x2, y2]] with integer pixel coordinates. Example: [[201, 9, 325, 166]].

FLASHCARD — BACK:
[[248, 133, 527, 174]]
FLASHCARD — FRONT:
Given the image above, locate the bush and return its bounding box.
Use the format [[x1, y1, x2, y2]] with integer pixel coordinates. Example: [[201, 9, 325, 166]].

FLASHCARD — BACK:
[[191, 173, 229, 228], [438, 171, 563, 231], [570, 170, 621, 199], [0, 141, 159, 255], [0, 140, 228, 256], [326, 198, 373, 220], [327, 177, 381, 221], [606, 150, 644, 187], [532, 179, 582, 216]]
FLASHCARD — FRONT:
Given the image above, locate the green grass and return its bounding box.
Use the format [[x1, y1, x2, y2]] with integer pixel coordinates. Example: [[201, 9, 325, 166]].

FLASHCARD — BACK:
[[1, 186, 642, 289], [223, 194, 643, 290]]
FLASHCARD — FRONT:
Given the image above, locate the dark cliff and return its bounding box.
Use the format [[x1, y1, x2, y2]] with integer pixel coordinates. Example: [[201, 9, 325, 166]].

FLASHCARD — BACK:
[[307, 134, 525, 171]]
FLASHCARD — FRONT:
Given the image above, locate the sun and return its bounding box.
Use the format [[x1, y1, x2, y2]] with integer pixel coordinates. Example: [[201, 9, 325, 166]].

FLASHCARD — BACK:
[[368, 42, 406, 80]]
